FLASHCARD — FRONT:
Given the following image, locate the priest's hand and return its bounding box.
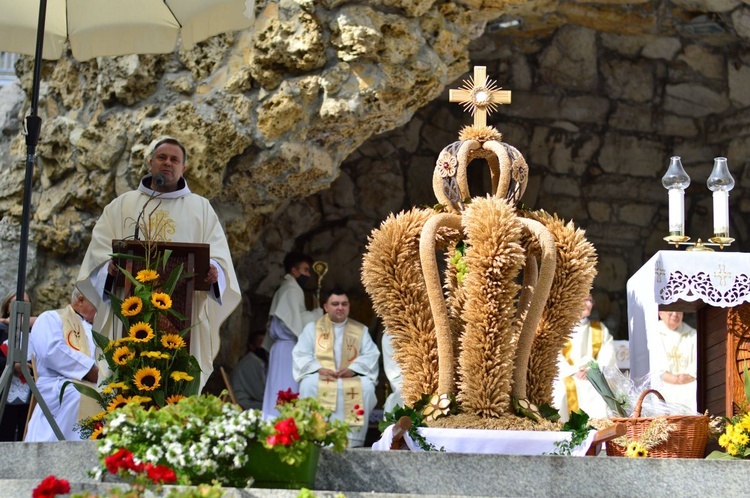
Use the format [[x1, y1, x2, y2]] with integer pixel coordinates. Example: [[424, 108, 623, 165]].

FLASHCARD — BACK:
[[318, 368, 337, 379], [107, 260, 118, 276], [336, 368, 356, 378], [205, 264, 219, 285]]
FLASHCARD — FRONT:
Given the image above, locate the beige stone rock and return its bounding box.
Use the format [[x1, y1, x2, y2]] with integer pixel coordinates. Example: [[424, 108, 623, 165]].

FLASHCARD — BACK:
[[602, 59, 654, 102], [664, 83, 730, 117], [598, 133, 667, 177], [538, 25, 598, 91]]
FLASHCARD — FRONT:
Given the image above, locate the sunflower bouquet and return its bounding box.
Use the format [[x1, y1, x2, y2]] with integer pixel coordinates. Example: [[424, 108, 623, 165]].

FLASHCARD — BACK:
[[75, 245, 202, 439], [708, 362, 750, 460]]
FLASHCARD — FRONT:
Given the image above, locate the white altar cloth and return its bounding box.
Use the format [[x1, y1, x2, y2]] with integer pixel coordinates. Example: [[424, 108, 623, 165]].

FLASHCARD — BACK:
[[627, 250, 750, 379], [372, 424, 595, 457]]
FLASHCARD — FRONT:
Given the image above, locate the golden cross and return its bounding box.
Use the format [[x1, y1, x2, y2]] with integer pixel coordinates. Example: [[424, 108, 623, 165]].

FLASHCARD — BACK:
[[449, 66, 511, 128], [714, 264, 732, 286]]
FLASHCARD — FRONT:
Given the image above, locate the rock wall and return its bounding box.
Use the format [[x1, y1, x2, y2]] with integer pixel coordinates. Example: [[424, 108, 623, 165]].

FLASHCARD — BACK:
[[1, 0, 749, 378]]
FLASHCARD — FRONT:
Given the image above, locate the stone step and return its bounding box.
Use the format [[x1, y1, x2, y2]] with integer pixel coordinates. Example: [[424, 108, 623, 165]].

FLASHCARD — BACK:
[[2, 442, 749, 497]]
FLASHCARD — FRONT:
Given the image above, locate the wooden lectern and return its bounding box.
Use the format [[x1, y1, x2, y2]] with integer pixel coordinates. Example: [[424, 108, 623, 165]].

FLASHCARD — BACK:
[[109, 240, 211, 339], [628, 250, 750, 417]]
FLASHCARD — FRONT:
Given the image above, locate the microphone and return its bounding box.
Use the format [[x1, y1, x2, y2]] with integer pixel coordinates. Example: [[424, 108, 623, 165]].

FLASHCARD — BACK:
[[134, 173, 166, 240], [154, 172, 166, 188]]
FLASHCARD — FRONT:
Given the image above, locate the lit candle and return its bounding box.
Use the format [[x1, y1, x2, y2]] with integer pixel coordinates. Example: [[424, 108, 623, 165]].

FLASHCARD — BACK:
[[707, 157, 734, 238], [661, 156, 691, 236]]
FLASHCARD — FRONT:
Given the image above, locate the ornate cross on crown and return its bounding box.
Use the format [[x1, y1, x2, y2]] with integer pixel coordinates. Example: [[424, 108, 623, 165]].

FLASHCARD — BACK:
[[449, 66, 511, 128]]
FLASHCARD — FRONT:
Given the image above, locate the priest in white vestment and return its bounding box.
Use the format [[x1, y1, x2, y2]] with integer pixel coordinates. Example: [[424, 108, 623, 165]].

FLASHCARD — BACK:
[[25, 289, 99, 441], [262, 253, 322, 418], [76, 138, 241, 390], [553, 294, 617, 422], [292, 288, 379, 447], [382, 332, 404, 413], [649, 311, 697, 411]]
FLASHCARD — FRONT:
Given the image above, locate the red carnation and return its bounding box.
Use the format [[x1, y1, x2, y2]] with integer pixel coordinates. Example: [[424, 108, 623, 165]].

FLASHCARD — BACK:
[[276, 388, 299, 406], [32, 475, 70, 498], [104, 448, 143, 474], [267, 417, 300, 446], [144, 463, 178, 484]]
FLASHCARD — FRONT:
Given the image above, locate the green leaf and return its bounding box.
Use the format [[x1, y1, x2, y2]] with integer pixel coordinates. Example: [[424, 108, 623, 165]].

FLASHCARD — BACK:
[[92, 330, 110, 351], [163, 262, 185, 296], [60, 380, 106, 409], [743, 361, 750, 406], [705, 450, 741, 460], [539, 402, 561, 422], [585, 361, 627, 416], [109, 252, 147, 263]]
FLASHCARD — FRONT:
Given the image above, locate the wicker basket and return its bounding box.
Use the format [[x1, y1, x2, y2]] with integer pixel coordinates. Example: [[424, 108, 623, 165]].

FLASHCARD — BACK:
[[606, 389, 709, 458]]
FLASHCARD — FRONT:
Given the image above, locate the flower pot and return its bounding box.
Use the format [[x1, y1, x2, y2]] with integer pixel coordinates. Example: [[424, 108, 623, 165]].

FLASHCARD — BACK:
[[244, 442, 320, 489]]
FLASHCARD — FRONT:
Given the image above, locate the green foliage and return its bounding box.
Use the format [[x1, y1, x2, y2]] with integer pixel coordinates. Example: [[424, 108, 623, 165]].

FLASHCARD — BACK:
[[380, 394, 444, 451], [538, 402, 561, 422], [97, 394, 349, 487], [551, 409, 594, 456], [585, 361, 627, 416], [450, 241, 468, 284]]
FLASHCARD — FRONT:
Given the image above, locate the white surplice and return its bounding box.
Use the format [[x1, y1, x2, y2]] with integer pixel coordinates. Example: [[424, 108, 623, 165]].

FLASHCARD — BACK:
[[649, 320, 697, 411], [381, 332, 404, 413], [25, 310, 96, 442], [261, 274, 322, 418], [292, 318, 379, 447]]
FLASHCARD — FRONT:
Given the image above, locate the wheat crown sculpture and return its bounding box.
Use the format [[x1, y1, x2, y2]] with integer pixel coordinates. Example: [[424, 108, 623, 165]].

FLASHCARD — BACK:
[[361, 67, 598, 430]]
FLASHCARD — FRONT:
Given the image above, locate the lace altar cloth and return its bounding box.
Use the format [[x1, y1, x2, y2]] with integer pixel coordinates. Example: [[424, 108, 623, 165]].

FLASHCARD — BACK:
[[372, 425, 595, 456], [627, 250, 750, 379]]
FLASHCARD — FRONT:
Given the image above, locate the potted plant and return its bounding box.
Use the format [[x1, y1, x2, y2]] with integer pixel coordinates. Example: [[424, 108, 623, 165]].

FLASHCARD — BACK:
[[93, 390, 349, 488]]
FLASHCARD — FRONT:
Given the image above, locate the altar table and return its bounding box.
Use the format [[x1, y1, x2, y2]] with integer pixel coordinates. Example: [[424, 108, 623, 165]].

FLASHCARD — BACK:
[[627, 250, 750, 415]]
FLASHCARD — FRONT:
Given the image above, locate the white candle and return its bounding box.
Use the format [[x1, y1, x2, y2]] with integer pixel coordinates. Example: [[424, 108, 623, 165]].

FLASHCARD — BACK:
[[712, 190, 729, 236], [668, 188, 685, 234]]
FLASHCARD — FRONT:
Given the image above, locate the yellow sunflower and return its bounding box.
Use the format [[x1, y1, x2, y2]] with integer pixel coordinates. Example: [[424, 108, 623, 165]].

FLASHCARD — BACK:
[[170, 371, 194, 382], [166, 394, 186, 404], [161, 334, 186, 350], [90, 426, 104, 440], [140, 351, 170, 359], [151, 292, 172, 310], [113, 346, 135, 366], [128, 322, 154, 342], [625, 441, 648, 458], [90, 411, 108, 422], [101, 382, 129, 394], [107, 394, 131, 412], [134, 367, 162, 391], [121, 296, 143, 316], [136, 269, 159, 283]]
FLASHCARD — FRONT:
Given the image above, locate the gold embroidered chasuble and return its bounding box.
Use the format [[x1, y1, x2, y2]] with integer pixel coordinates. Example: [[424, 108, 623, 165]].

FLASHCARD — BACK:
[[562, 320, 603, 413], [314, 314, 367, 427]]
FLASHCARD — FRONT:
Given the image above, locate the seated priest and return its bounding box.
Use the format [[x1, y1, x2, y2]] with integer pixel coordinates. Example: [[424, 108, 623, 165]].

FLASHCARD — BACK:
[[650, 310, 697, 412], [292, 287, 380, 447], [25, 288, 99, 441], [553, 293, 617, 422]]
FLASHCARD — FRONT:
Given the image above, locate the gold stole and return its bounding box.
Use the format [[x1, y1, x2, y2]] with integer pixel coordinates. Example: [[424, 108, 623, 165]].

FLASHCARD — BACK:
[[314, 315, 367, 427], [562, 321, 603, 413], [56, 306, 99, 421]]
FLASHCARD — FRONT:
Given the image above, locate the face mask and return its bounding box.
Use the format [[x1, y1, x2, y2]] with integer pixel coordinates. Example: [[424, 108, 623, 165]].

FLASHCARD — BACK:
[[295, 274, 310, 289]]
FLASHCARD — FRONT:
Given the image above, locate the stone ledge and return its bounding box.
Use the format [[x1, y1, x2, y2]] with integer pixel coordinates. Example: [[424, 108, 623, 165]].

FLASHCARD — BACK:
[[3, 442, 749, 497]]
